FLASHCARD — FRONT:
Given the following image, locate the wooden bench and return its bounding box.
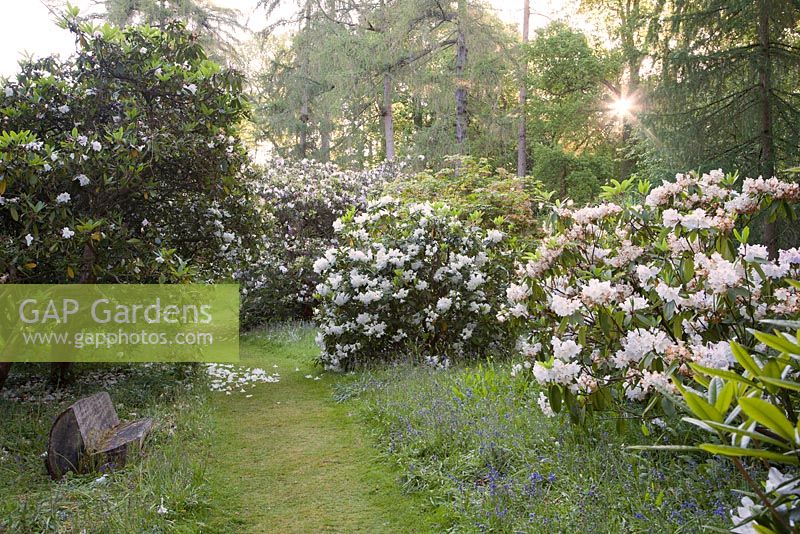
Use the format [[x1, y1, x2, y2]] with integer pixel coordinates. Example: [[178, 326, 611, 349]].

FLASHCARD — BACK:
[[46, 391, 153, 480]]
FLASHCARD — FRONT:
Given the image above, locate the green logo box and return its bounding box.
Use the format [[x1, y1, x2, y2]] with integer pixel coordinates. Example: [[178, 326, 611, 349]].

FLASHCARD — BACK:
[[0, 284, 239, 362]]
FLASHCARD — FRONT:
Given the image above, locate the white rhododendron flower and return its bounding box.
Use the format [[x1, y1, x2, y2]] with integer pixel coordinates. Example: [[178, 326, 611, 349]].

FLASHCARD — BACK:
[[486, 229, 504, 242], [580, 279, 616, 306], [738, 243, 769, 262], [56, 192, 71, 204], [436, 297, 452, 312], [551, 336, 581, 361], [537, 392, 555, 417], [506, 283, 530, 303], [550, 295, 581, 317]]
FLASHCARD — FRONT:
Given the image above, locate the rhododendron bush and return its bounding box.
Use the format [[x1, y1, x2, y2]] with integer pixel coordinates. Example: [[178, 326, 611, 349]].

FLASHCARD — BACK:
[[504, 170, 800, 422], [313, 197, 514, 370], [238, 159, 399, 328], [0, 17, 261, 286]]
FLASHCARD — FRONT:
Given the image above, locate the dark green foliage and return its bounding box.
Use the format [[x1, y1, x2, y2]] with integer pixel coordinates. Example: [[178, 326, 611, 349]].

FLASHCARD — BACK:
[[531, 145, 615, 204], [644, 0, 800, 179]]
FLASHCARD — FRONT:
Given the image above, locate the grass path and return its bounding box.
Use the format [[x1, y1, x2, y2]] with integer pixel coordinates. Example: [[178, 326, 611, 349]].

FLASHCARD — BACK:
[[202, 326, 436, 533]]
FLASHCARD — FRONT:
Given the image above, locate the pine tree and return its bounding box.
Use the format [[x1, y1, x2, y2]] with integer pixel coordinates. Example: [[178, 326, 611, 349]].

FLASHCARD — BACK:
[[646, 0, 800, 250]]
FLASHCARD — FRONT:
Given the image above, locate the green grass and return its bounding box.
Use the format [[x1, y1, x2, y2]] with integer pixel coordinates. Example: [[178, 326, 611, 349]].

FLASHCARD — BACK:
[[342, 361, 755, 533], [0, 363, 215, 533], [201, 323, 441, 533]]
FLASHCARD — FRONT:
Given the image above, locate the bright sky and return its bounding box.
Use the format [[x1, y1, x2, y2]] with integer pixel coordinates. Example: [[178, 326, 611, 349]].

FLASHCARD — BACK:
[[0, 0, 579, 78]]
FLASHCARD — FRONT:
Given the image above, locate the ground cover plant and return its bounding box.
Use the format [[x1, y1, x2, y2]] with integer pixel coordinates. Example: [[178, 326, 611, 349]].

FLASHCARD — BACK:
[[341, 361, 751, 533]]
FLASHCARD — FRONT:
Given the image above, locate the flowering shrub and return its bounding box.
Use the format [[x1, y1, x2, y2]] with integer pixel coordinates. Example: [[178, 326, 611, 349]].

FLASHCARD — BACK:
[[667, 320, 800, 533], [239, 159, 400, 328], [504, 170, 800, 421], [0, 15, 261, 286], [313, 197, 513, 370], [384, 155, 550, 238]]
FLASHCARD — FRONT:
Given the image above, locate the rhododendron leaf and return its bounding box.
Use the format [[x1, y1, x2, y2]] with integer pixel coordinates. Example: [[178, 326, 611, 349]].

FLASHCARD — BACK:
[[688, 363, 757, 387], [548, 385, 562, 413], [672, 318, 683, 341], [680, 258, 694, 281], [690, 370, 710, 388], [557, 316, 569, 335], [564, 392, 582, 425], [590, 389, 606, 411], [674, 381, 723, 422], [687, 419, 788, 449], [625, 445, 702, 452], [683, 417, 714, 433], [759, 377, 800, 393], [706, 377, 723, 405], [634, 313, 656, 327], [714, 382, 735, 414], [731, 342, 761, 377], [760, 319, 800, 331], [738, 397, 795, 442], [699, 444, 799, 465], [753, 330, 800, 355]]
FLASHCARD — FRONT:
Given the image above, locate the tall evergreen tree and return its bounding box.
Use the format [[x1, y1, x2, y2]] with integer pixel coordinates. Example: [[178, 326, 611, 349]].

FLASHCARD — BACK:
[[645, 0, 800, 250], [97, 0, 245, 63]]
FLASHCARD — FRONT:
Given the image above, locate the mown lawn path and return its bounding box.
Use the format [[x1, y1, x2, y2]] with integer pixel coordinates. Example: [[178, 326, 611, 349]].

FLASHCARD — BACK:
[[203, 328, 435, 533]]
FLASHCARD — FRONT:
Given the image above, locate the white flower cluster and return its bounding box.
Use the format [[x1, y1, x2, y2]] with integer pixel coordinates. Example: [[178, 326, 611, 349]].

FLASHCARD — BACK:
[[314, 197, 510, 370]]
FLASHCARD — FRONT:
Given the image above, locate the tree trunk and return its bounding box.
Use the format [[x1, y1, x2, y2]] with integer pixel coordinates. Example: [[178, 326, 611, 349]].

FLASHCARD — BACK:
[[381, 73, 396, 162], [298, 1, 312, 160], [619, 0, 641, 181], [0, 362, 10, 391], [320, 121, 331, 162], [758, 0, 777, 256], [299, 89, 310, 159], [517, 0, 530, 177], [454, 0, 468, 148], [48, 244, 97, 387]]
